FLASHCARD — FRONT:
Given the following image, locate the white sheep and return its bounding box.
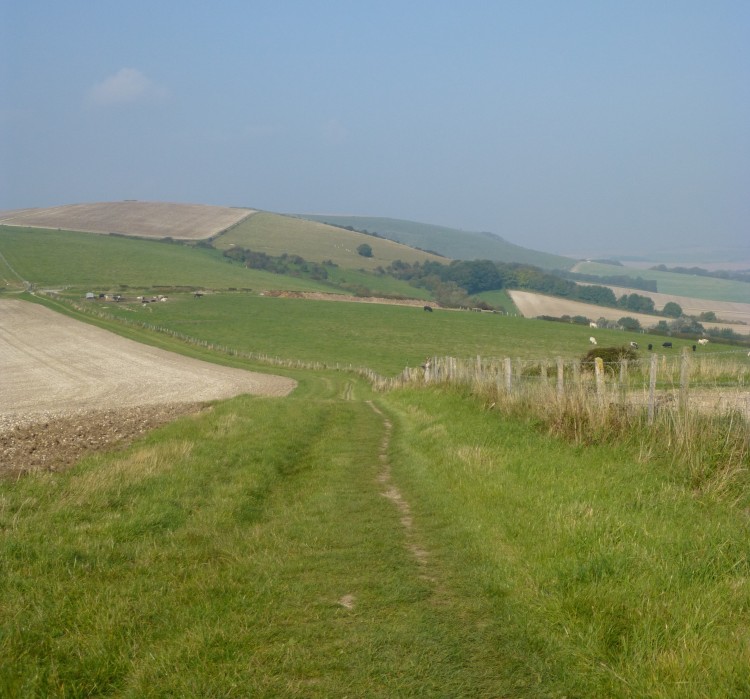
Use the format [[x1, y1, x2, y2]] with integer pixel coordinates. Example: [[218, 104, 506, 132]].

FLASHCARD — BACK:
[[589, 337, 597, 345], [698, 338, 709, 345]]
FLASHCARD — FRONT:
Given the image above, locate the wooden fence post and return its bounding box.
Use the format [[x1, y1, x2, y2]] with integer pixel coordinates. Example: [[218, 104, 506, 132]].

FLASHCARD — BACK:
[[504, 357, 512, 393], [595, 357, 605, 401], [648, 353, 658, 425], [680, 347, 691, 413]]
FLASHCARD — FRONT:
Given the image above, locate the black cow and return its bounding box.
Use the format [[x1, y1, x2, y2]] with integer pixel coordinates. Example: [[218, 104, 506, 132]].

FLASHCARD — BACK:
[[423, 305, 433, 312], [662, 341, 673, 348]]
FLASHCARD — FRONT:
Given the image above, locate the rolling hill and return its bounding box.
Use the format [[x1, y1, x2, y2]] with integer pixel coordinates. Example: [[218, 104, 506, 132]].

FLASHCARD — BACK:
[[213, 211, 446, 270], [293, 214, 576, 271]]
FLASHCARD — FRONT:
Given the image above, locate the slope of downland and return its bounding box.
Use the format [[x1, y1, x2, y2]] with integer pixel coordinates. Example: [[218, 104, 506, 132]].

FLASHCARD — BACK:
[[0, 225, 335, 293], [214, 211, 447, 270], [0, 201, 253, 240], [295, 213, 576, 270]]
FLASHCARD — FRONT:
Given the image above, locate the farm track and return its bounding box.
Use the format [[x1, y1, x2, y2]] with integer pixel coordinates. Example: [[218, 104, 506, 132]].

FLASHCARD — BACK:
[[0, 299, 296, 475]]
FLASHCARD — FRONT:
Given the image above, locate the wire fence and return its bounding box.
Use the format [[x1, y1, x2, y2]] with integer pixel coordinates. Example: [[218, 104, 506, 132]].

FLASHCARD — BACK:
[[372, 352, 750, 423]]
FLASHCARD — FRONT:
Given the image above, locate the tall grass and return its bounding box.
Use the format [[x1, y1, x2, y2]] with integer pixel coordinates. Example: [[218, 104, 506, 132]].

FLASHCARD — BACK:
[[383, 386, 750, 697], [379, 352, 750, 503]]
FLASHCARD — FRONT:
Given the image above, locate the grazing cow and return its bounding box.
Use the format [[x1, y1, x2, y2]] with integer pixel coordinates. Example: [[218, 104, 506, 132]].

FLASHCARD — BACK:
[[423, 305, 433, 312], [698, 338, 709, 345], [662, 341, 673, 348], [648, 344, 653, 351], [629, 341, 639, 349], [589, 337, 597, 345]]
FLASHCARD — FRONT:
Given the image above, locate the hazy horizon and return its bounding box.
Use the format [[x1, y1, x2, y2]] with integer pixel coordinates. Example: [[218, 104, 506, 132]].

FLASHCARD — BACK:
[[1, 2, 748, 260]]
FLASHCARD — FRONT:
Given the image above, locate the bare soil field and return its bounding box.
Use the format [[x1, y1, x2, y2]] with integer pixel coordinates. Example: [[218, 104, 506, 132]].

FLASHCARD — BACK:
[[0, 201, 255, 240], [508, 290, 750, 335], [0, 299, 296, 475]]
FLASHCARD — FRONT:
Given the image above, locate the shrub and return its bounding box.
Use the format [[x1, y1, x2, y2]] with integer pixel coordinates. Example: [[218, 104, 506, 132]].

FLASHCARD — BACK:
[[580, 345, 638, 370]]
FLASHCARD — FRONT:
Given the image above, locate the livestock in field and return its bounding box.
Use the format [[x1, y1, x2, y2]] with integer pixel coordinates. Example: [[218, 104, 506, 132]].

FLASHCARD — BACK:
[[648, 344, 653, 351], [698, 338, 709, 345], [589, 337, 597, 345], [423, 305, 433, 312], [662, 342, 673, 348], [629, 341, 639, 349], [589, 322, 598, 328]]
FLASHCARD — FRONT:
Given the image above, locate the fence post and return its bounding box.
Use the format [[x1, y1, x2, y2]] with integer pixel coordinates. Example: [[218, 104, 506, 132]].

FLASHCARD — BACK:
[[595, 357, 605, 401], [680, 347, 691, 413], [557, 356, 564, 398], [648, 353, 658, 425], [504, 357, 512, 393]]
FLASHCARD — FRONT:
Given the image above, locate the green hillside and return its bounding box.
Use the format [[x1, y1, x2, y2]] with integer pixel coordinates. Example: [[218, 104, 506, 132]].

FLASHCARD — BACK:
[[294, 214, 576, 271], [0, 225, 334, 293], [215, 212, 446, 270], [573, 261, 750, 304]]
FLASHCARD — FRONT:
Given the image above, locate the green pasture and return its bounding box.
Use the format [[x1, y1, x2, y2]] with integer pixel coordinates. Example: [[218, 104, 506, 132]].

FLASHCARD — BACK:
[[574, 260, 750, 303], [471, 288, 519, 314], [323, 266, 432, 299], [0, 225, 334, 293], [214, 212, 444, 270], [93, 292, 730, 376]]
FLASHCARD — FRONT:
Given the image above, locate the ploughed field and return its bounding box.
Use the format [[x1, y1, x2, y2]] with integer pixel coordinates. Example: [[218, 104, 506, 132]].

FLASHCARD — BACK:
[[0, 201, 255, 240], [0, 299, 296, 475]]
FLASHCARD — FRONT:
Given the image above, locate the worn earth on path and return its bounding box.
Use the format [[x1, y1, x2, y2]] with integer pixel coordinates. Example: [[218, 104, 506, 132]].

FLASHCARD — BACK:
[[0, 299, 296, 475]]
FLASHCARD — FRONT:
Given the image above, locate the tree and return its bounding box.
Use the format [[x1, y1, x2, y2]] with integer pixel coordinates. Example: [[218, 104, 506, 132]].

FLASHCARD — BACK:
[[356, 243, 373, 258], [662, 301, 683, 318], [618, 316, 641, 331]]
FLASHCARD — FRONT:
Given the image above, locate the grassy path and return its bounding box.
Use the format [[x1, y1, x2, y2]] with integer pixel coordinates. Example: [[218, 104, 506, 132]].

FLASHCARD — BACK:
[[1, 384, 511, 697]]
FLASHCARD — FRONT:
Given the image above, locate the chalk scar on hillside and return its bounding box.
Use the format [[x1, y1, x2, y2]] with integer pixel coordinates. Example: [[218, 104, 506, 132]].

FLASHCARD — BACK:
[[0, 300, 296, 421]]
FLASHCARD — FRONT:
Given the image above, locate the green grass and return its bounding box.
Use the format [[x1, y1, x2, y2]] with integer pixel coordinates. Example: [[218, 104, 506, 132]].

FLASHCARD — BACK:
[[61, 290, 738, 377], [0, 225, 334, 293], [384, 386, 750, 697], [573, 261, 750, 303], [0, 387, 509, 697], [93, 291, 712, 376], [214, 212, 444, 270], [324, 266, 432, 299], [4, 381, 749, 696]]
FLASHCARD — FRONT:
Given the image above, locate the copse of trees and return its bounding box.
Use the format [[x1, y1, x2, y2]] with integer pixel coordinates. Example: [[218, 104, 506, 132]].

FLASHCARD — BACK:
[[222, 247, 329, 280]]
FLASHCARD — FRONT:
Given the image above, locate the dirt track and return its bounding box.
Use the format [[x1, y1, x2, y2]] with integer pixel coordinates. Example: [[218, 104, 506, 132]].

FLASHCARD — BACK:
[[0, 299, 296, 474]]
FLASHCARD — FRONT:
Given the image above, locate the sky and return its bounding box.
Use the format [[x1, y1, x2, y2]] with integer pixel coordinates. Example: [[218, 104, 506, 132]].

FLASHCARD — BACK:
[[1, 1, 748, 258]]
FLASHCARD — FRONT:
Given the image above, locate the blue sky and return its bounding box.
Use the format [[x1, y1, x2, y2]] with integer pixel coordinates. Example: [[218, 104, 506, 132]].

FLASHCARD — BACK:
[[1, 1, 748, 258]]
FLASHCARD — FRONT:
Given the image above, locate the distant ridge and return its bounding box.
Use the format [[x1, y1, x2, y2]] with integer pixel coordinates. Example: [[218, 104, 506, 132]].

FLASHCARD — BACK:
[[294, 214, 576, 271], [0, 201, 254, 240]]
